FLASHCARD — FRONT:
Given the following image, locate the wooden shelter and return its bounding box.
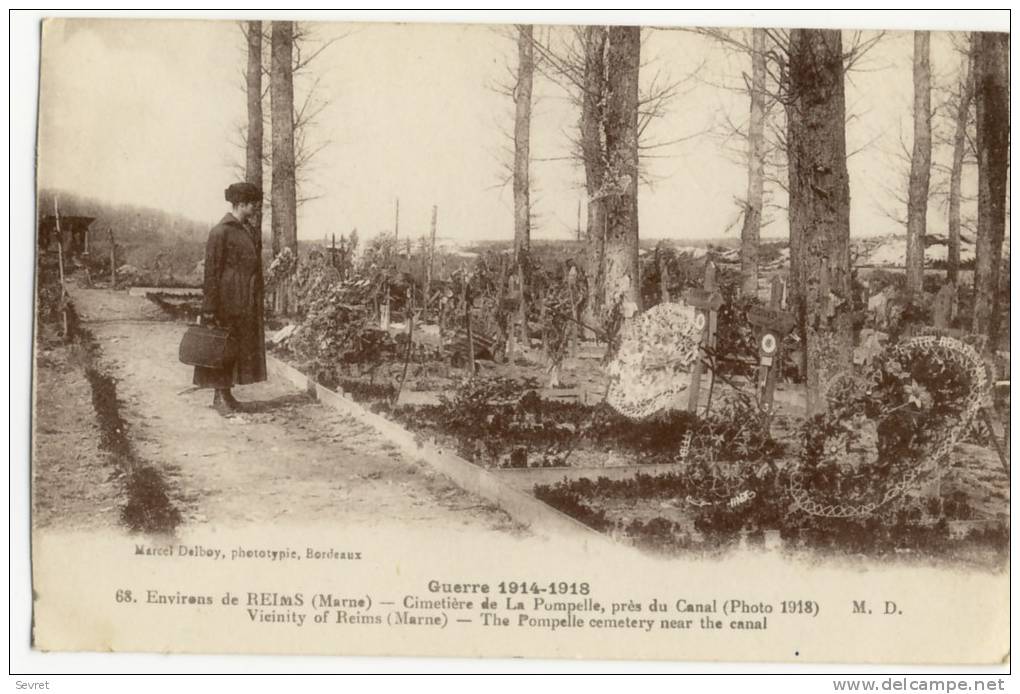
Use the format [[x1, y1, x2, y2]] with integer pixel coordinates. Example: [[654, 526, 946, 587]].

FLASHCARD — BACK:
[[39, 215, 95, 255]]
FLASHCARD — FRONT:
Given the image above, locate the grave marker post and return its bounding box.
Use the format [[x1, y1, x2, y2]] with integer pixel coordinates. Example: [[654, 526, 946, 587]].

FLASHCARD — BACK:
[[463, 277, 476, 375], [684, 261, 722, 414], [748, 277, 796, 429], [108, 229, 117, 289], [380, 276, 391, 330]]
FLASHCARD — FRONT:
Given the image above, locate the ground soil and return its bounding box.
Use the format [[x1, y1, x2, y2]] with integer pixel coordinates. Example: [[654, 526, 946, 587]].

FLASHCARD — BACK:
[[34, 284, 526, 537], [32, 334, 122, 531]]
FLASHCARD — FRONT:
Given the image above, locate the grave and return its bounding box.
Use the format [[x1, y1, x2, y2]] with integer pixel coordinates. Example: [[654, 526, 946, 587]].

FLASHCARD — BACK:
[[746, 277, 796, 428], [681, 260, 724, 414]]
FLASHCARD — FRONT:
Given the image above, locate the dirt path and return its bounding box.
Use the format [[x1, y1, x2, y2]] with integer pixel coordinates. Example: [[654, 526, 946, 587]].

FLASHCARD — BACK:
[[59, 286, 525, 535]]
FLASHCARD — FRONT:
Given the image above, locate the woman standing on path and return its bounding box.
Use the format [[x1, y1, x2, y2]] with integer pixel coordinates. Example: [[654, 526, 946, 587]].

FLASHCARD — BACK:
[[194, 182, 267, 414]]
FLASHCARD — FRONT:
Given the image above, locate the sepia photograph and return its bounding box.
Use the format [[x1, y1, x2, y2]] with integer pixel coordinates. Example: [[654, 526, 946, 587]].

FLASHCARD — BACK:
[[20, 9, 1010, 671]]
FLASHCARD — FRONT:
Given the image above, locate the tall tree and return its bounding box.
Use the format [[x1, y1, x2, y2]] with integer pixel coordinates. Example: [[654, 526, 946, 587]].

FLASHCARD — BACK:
[[740, 28, 767, 298], [579, 25, 609, 319], [244, 21, 264, 235], [785, 29, 853, 416], [513, 25, 534, 343], [531, 26, 685, 322], [971, 31, 1009, 344], [270, 21, 297, 256], [947, 37, 976, 286], [601, 26, 642, 316], [691, 28, 883, 310], [236, 23, 337, 223], [905, 31, 932, 297]]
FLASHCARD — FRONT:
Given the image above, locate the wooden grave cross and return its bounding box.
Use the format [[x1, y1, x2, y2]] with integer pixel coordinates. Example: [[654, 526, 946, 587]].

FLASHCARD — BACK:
[[379, 276, 391, 330], [108, 228, 117, 289], [462, 274, 476, 374], [747, 277, 796, 426], [683, 260, 723, 414]]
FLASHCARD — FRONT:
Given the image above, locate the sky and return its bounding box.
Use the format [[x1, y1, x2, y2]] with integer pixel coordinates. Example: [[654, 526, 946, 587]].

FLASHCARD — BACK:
[[37, 17, 995, 245]]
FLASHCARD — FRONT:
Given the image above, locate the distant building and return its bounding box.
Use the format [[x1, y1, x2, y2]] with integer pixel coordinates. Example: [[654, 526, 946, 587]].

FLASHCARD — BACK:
[[39, 215, 95, 256]]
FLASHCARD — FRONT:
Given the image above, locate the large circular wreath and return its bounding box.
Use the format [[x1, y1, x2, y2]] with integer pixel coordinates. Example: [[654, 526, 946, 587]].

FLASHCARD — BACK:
[[790, 334, 989, 518]]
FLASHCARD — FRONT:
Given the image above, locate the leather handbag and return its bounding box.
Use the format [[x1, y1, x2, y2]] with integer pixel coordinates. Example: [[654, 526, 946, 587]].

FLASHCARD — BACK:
[[178, 319, 238, 370]]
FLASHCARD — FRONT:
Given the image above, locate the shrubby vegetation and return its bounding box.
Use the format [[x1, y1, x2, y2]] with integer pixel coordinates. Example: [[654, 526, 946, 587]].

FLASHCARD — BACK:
[[39, 189, 211, 285]]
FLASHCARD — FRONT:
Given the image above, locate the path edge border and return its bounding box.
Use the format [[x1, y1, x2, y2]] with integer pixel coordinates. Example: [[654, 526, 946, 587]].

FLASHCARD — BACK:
[[266, 355, 616, 550]]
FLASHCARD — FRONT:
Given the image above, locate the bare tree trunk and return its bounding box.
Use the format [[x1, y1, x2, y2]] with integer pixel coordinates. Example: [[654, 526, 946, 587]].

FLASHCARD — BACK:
[[972, 31, 1009, 345], [948, 39, 976, 286], [786, 110, 803, 333], [245, 21, 263, 236], [426, 205, 437, 310], [581, 26, 608, 324], [576, 199, 582, 242], [786, 29, 853, 417], [905, 31, 932, 297], [513, 25, 534, 348], [394, 198, 399, 241], [271, 21, 297, 257], [602, 26, 642, 315], [740, 28, 766, 298]]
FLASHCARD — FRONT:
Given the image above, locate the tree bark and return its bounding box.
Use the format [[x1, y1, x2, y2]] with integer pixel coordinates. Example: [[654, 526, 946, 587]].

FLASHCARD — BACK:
[[576, 199, 582, 242], [602, 26, 642, 315], [270, 21, 297, 256], [785, 29, 853, 417], [245, 21, 264, 236], [513, 25, 534, 347], [948, 39, 975, 286], [905, 31, 932, 297], [972, 31, 1009, 345], [740, 28, 766, 298], [581, 26, 609, 323]]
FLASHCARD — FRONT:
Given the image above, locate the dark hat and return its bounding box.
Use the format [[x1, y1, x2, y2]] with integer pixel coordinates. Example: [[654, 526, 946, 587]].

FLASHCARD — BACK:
[[225, 182, 262, 204]]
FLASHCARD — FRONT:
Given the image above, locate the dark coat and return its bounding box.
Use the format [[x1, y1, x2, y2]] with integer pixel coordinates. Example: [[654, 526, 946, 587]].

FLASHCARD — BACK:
[[193, 213, 267, 388]]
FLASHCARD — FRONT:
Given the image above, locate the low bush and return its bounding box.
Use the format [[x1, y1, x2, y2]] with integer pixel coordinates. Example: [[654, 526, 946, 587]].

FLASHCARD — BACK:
[[391, 376, 782, 469]]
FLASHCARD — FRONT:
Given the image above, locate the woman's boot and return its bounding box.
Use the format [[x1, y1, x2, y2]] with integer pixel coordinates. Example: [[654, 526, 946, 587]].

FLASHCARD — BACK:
[[212, 389, 236, 416], [222, 389, 242, 410]]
